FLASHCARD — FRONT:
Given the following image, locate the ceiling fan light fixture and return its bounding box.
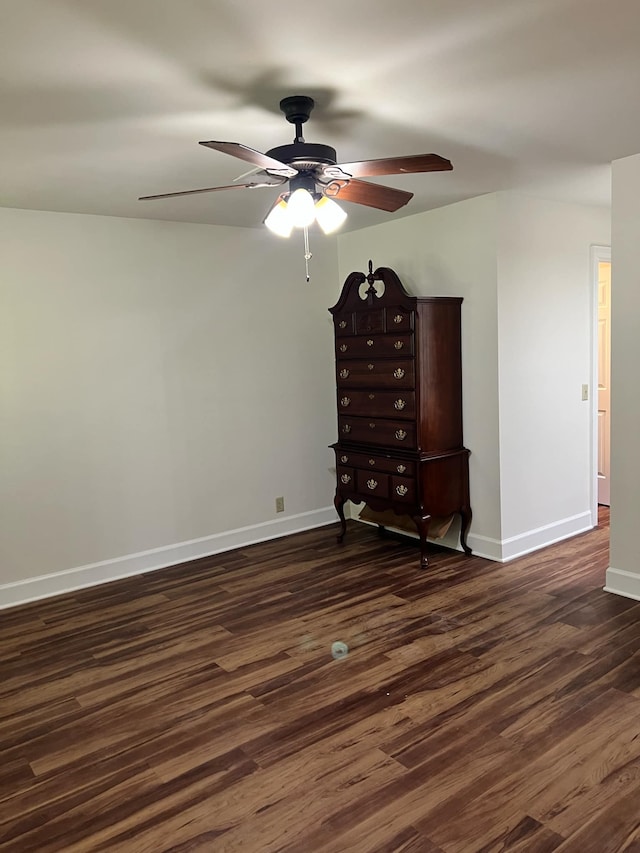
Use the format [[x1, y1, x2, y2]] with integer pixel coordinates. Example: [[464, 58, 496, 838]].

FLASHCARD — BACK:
[[287, 187, 316, 228], [314, 195, 347, 234], [264, 190, 348, 238], [264, 197, 294, 237]]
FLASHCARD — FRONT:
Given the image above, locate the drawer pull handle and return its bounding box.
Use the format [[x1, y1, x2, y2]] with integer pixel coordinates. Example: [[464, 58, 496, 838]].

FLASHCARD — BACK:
[[393, 314, 403, 324], [394, 398, 406, 411], [339, 320, 347, 329], [368, 363, 375, 371], [340, 397, 351, 407], [394, 340, 404, 350], [368, 393, 375, 400], [369, 423, 376, 429], [367, 339, 374, 347], [393, 368, 405, 379], [397, 464, 407, 473], [339, 368, 350, 379], [369, 458, 376, 466], [342, 424, 351, 434], [395, 429, 407, 441], [341, 474, 352, 484], [367, 479, 378, 490], [340, 455, 349, 463], [339, 343, 347, 352], [396, 485, 409, 497]]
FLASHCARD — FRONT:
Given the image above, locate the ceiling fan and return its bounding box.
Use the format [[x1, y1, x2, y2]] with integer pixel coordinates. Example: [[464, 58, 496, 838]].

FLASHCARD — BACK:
[[139, 95, 453, 239]]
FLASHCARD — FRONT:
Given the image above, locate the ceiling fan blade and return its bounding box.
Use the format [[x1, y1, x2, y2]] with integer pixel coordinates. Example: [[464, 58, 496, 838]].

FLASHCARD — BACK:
[[138, 180, 283, 201], [331, 153, 452, 178], [199, 141, 298, 178], [326, 179, 413, 212]]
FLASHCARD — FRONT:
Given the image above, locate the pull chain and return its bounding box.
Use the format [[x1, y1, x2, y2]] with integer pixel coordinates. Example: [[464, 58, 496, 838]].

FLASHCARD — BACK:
[[303, 226, 312, 282]]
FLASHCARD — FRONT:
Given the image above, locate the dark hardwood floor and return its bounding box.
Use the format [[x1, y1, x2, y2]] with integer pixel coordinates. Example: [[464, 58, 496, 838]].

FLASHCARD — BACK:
[[3, 508, 640, 852]]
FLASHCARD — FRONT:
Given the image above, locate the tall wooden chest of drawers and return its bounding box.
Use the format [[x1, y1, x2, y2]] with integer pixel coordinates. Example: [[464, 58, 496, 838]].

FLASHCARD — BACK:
[[329, 263, 472, 568]]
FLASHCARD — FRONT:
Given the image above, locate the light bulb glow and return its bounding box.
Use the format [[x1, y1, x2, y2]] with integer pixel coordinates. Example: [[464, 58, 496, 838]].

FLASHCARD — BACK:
[[287, 188, 316, 227], [314, 196, 347, 234], [264, 198, 293, 237]]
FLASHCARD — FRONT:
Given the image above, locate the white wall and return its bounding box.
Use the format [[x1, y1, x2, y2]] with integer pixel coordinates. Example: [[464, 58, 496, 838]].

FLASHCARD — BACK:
[[1, 189, 614, 607], [496, 194, 611, 554], [605, 154, 640, 599], [337, 194, 503, 556], [0, 208, 339, 606]]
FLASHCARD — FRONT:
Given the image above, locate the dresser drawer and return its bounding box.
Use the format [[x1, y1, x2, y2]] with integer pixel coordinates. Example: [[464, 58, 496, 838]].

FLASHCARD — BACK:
[[391, 475, 417, 503], [337, 390, 415, 419], [338, 416, 416, 448], [335, 449, 416, 477], [356, 470, 390, 499], [386, 307, 413, 332], [336, 333, 413, 358], [355, 309, 385, 335], [336, 465, 355, 489], [336, 359, 415, 389], [334, 313, 354, 336]]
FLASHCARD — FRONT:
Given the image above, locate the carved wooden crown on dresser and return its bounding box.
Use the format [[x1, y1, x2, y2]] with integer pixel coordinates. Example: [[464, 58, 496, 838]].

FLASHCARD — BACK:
[[329, 263, 472, 568]]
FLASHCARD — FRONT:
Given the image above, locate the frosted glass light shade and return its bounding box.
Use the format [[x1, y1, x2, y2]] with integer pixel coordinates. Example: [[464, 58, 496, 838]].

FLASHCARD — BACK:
[[264, 188, 348, 238], [264, 198, 293, 237], [287, 188, 316, 227], [314, 196, 347, 234]]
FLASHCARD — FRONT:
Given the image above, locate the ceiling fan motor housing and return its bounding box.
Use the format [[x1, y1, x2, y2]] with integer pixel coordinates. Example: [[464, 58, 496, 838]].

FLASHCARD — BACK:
[[265, 142, 338, 170]]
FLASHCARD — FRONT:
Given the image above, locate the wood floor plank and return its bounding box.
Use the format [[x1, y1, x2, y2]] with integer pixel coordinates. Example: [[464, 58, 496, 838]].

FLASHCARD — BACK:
[[554, 777, 640, 852], [2, 507, 637, 851], [412, 687, 640, 849]]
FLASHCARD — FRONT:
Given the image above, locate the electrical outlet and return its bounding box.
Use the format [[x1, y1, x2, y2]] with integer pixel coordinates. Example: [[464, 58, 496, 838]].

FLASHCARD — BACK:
[[582, 384, 589, 401], [275, 496, 285, 513]]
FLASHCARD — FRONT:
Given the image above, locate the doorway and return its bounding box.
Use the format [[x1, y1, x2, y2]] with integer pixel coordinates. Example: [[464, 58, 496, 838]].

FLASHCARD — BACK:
[[591, 245, 611, 523], [597, 260, 611, 506]]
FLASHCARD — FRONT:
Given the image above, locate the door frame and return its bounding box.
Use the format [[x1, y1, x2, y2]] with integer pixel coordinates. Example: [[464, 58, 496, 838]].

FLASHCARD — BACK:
[[590, 243, 611, 526]]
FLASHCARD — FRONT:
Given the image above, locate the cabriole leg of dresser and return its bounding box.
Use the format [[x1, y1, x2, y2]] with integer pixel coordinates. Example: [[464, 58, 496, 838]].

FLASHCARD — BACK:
[[334, 493, 347, 542], [412, 512, 432, 569], [460, 506, 473, 555]]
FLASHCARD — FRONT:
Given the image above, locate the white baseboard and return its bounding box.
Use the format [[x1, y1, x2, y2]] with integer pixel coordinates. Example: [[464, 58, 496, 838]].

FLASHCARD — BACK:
[[464, 532, 503, 562], [352, 523, 504, 562], [0, 507, 337, 611], [498, 511, 593, 562], [0, 505, 600, 611], [349, 505, 593, 564], [604, 566, 640, 601]]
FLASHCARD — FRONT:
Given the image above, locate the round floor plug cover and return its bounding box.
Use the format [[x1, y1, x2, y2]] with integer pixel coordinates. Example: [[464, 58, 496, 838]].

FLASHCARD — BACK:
[[331, 641, 349, 660]]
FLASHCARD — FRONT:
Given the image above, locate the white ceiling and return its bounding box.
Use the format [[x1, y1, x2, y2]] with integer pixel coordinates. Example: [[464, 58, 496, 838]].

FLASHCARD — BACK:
[[2, 0, 639, 232]]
